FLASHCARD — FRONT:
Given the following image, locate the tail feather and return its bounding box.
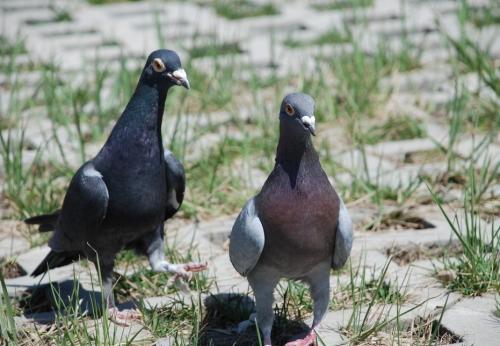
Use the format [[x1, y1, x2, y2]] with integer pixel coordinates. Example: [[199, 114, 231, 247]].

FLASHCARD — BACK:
[[24, 211, 60, 232], [31, 250, 80, 277]]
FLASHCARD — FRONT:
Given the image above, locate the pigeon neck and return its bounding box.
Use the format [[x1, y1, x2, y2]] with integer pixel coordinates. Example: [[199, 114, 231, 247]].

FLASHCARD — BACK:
[[138, 81, 167, 128], [99, 82, 168, 167], [276, 126, 313, 164], [116, 82, 167, 134], [275, 126, 316, 188]]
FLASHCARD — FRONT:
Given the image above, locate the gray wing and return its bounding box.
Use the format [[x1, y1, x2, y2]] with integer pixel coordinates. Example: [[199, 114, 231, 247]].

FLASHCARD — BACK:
[[50, 162, 109, 251], [229, 198, 265, 276], [332, 197, 353, 270], [164, 149, 186, 220]]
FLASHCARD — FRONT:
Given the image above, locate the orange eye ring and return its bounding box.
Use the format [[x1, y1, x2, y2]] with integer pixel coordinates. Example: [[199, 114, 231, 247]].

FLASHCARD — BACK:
[[152, 58, 166, 72], [285, 104, 295, 116]]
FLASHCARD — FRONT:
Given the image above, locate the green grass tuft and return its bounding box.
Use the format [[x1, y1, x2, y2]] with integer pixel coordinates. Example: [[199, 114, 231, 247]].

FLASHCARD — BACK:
[[311, 0, 373, 11], [188, 42, 243, 59], [332, 259, 409, 310], [88, 0, 141, 5], [140, 297, 200, 339], [341, 258, 426, 344], [284, 27, 352, 47], [0, 36, 26, 56], [467, 4, 500, 28], [429, 175, 500, 296], [364, 115, 427, 144], [0, 271, 18, 345], [214, 0, 279, 20]]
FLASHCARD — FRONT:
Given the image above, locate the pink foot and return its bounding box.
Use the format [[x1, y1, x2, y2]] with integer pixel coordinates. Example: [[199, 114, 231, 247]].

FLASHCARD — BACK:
[[284, 330, 317, 346], [108, 307, 142, 327], [183, 262, 208, 273], [170, 262, 208, 280]]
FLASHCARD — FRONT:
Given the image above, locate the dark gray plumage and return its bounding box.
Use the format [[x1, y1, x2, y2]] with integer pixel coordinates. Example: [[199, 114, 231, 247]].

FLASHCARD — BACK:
[[25, 49, 206, 325], [230, 93, 353, 346]]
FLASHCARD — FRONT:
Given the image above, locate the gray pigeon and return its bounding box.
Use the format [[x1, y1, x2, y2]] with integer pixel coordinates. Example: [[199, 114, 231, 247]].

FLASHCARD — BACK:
[[229, 93, 353, 346], [25, 49, 206, 325]]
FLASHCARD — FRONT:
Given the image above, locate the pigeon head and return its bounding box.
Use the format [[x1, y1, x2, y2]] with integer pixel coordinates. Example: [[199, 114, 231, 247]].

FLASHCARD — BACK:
[[279, 92, 316, 137], [142, 49, 190, 90]]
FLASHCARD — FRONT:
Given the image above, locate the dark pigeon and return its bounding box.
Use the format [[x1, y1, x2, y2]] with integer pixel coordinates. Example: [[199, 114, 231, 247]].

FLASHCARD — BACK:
[[25, 49, 206, 325], [229, 93, 353, 346]]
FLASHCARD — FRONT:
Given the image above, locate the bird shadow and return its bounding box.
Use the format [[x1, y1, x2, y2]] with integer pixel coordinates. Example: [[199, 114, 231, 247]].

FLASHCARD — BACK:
[[198, 292, 310, 346], [19, 279, 134, 324]]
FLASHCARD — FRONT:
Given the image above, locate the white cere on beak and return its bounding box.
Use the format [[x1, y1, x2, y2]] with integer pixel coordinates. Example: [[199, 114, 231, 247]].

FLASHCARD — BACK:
[[172, 69, 187, 80], [171, 68, 190, 89], [301, 115, 316, 127]]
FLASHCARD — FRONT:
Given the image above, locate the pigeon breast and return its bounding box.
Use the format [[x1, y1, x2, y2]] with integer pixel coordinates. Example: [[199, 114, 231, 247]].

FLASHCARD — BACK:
[[255, 146, 339, 278], [93, 84, 167, 231]]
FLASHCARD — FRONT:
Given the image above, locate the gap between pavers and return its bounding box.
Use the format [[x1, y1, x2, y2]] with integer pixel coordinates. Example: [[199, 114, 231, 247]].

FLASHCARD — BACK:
[[440, 294, 500, 346], [317, 303, 428, 346]]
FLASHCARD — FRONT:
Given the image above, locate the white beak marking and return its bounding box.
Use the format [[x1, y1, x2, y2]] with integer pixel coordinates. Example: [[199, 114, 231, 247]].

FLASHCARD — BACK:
[[172, 69, 187, 80], [301, 115, 316, 127]]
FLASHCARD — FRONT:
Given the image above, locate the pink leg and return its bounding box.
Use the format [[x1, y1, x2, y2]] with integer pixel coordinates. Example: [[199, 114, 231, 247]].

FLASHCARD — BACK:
[[108, 307, 142, 327], [170, 262, 208, 280], [181, 262, 208, 273], [286, 263, 329, 346], [284, 329, 317, 346], [150, 258, 208, 279]]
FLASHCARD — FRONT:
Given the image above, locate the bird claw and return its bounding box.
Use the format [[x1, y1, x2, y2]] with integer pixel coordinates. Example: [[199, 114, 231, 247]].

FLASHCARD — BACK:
[[183, 262, 208, 273], [284, 330, 317, 346], [168, 262, 208, 280], [108, 307, 142, 327], [152, 261, 207, 277]]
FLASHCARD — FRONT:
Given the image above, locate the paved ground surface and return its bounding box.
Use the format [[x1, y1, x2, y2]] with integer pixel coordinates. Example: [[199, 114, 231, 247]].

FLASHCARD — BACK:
[[0, 0, 499, 345]]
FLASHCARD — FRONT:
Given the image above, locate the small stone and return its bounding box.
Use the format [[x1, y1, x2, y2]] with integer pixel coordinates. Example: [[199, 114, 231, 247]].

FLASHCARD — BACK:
[[436, 269, 456, 283]]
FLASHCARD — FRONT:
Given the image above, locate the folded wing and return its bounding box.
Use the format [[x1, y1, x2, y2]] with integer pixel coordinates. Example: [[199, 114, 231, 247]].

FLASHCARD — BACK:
[[50, 162, 109, 251], [332, 197, 353, 270], [229, 198, 265, 276]]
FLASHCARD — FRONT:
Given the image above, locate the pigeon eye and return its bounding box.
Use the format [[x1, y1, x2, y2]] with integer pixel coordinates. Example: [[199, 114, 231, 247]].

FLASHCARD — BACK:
[[285, 104, 295, 116], [152, 58, 166, 72]]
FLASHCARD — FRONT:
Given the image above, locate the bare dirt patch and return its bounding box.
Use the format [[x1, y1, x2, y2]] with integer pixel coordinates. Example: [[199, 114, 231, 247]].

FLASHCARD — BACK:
[[406, 316, 464, 345], [367, 210, 435, 231], [386, 241, 462, 266], [403, 148, 445, 164], [0, 258, 26, 278]]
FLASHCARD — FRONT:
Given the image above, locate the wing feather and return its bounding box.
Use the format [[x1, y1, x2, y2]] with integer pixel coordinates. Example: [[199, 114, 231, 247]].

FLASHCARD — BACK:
[[49, 162, 109, 251], [164, 149, 186, 220], [229, 198, 265, 276], [332, 197, 353, 270]]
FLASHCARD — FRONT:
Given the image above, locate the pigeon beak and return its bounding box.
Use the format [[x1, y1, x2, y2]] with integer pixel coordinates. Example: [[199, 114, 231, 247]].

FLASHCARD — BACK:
[[170, 69, 190, 89], [301, 115, 316, 136]]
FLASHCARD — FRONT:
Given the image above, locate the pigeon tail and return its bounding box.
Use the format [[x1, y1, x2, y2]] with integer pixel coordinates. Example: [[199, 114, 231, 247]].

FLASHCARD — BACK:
[[31, 250, 80, 277], [24, 211, 60, 232]]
